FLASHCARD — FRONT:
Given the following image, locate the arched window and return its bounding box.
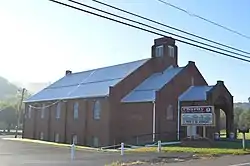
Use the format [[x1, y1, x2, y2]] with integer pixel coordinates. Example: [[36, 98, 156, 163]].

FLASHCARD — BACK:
[[191, 76, 195, 85], [168, 45, 175, 58], [41, 103, 45, 119], [40, 132, 44, 140], [72, 134, 77, 144], [56, 102, 61, 119], [166, 105, 174, 120], [93, 100, 101, 120], [55, 133, 60, 143], [28, 106, 32, 119], [73, 102, 79, 119]]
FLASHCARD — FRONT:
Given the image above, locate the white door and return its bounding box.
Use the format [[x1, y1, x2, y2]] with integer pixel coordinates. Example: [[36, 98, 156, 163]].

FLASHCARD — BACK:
[[187, 126, 197, 137], [191, 125, 197, 137]]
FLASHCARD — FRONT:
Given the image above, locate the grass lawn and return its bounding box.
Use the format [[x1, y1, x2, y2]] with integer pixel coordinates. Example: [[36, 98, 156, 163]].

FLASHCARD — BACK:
[[129, 145, 250, 156], [220, 130, 250, 139], [128, 137, 250, 156]]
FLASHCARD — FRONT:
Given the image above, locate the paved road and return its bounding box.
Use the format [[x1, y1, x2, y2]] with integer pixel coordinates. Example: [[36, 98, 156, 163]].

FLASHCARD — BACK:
[[1, 136, 250, 166], [162, 155, 250, 166], [0, 136, 167, 166]]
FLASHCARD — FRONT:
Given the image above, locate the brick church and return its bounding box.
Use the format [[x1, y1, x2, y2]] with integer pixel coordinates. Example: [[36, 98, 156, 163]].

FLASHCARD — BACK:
[[23, 37, 234, 147]]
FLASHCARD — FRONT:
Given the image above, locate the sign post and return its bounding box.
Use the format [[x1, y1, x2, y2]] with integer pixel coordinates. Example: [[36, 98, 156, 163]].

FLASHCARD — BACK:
[[239, 127, 249, 151], [181, 106, 215, 138], [203, 126, 206, 138], [157, 140, 162, 153]]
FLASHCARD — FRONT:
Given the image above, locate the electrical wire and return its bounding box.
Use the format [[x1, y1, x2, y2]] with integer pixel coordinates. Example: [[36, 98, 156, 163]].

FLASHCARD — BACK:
[[69, 0, 250, 60], [91, 0, 250, 55], [49, 0, 250, 63], [156, 0, 250, 40]]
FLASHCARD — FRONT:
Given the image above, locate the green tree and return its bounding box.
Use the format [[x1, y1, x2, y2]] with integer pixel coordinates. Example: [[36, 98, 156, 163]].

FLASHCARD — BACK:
[[0, 106, 17, 132], [234, 107, 244, 128], [239, 109, 250, 128], [0, 89, 31, 131]]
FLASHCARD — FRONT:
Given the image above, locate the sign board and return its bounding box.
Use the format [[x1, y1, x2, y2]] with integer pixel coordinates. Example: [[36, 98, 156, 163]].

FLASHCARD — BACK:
[[181, 106, 215, 126], [239, 127, 250, 133]]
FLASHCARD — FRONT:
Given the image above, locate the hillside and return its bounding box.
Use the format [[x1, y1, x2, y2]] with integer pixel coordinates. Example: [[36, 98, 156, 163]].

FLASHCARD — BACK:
[[12, 81, 50, 94], [0, 77, 19, 99], [234, 102, 250, 109]]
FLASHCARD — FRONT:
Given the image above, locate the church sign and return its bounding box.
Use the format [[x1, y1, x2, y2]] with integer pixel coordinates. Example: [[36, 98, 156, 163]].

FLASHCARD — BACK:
[[181, 106, 215, 126]]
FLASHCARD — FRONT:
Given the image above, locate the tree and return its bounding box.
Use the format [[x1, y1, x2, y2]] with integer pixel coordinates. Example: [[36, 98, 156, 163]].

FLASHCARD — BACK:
[[239, 109, 250, 128], [0, 89, 31, 131], [248, 97, 250, 103], [0, 106, 17, 132], [234, 107, 244, 128]]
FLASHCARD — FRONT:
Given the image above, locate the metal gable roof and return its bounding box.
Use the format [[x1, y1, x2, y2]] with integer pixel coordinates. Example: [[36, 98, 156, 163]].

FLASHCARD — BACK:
[[122, 66, 184, 103], [25, 59, 149, 103], [178, 85, 214, 101]]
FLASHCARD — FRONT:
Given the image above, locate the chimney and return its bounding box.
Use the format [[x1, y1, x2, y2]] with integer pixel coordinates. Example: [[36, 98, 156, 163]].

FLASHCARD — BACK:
[[151, 37, 178, 72], [217, 80, 224, 85], [65, 70, 72, 76], [188, 61, 195, 65], [154, 36, 175, 46]]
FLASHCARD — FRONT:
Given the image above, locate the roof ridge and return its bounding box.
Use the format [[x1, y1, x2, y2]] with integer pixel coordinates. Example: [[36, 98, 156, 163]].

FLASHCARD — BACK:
[[47, 77, 123, 89], [70, 58, 150, 75]]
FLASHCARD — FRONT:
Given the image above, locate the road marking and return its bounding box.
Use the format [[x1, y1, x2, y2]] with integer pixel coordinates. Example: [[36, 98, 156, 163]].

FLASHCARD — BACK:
[[229, 163, 250, 166]]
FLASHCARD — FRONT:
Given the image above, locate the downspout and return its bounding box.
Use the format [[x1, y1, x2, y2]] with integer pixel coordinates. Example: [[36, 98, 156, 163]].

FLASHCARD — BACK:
[[177, 100, 180, 141], [152, 101, 156, 142]]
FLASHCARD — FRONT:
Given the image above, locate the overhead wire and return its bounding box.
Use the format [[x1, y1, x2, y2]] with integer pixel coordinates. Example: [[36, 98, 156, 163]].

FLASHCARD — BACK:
[[91, 0, 250, 56], [156, 0, 250, 40], [25, 0, 250, 110], [69, 0, 250, 60], [48, 0, 250, 63]]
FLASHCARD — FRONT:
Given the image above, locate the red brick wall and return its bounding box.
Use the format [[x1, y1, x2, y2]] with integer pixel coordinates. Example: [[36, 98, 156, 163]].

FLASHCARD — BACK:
[[117, 102, 153, 145], [155, 62, 207, 141], [23, 97, 110, 147]]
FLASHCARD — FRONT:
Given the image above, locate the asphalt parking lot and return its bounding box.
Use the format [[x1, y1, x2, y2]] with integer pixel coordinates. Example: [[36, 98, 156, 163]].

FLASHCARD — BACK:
[[0, 136, 126, 166], [1, 136, 250, 166]]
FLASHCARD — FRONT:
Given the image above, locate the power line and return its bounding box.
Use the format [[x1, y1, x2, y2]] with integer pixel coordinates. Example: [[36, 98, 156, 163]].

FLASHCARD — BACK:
[[91, 0, 250, 56], [49, 0, 250, 63], [156, 0, 250, 40], [69, 0, 250, 60]]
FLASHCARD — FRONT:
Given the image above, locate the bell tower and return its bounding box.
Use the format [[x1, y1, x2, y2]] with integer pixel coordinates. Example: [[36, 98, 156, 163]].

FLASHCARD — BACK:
[[151, 37, 178, 72]]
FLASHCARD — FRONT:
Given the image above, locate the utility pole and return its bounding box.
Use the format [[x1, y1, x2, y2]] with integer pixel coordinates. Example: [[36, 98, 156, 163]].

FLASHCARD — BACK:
[[15, 88, 26, 138]]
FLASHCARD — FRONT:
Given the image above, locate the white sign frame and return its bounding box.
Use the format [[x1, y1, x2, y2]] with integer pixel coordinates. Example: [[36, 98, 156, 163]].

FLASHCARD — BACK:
[[181, 106, 215, 126]]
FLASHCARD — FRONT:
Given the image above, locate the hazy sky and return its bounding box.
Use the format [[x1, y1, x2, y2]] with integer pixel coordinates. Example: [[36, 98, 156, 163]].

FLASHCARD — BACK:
[[0, 0, 249, 102]]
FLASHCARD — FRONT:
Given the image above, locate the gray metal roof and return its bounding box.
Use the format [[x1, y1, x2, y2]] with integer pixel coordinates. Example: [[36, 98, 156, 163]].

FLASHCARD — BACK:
[[122, 66, 184, 103], [25, 59, 149, 103], [178, 85, 214, 101]]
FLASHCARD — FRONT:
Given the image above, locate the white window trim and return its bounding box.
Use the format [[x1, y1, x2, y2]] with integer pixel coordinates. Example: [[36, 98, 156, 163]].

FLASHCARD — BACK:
[[168, 45, 175, 58], [73, 102, 79, 119], [93, 100, 101, 120], [56, 102, 61, 119], [155, 45, 164, 57]]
